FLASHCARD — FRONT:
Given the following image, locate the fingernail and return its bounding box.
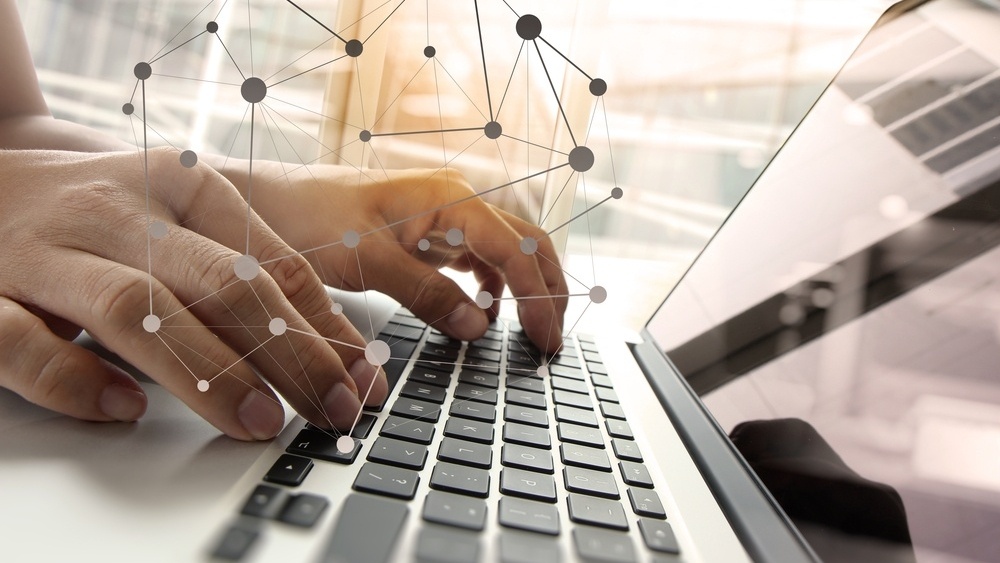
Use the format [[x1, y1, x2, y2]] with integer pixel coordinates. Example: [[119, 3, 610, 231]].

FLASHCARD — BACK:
[[350, 358, 387, 407], [323, 382, 362, 429], [449, 303, 488, 341], [99, 384, 147, 421], [237, 391, 284, 440]]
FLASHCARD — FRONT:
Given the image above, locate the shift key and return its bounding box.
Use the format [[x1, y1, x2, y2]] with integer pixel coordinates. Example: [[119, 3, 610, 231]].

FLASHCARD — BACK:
[[320, 493, 408, 563]]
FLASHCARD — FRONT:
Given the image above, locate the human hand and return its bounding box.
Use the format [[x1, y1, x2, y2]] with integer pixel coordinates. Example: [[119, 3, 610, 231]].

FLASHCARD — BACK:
[[253, 166, 569, 354], [0, 148, 387, 440]]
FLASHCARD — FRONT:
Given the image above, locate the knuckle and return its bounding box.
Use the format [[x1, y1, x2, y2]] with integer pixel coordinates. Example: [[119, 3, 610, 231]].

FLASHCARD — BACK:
[[28, 347, 76, 407], [258, 241, 323, 306], [87, 266, 153, 344]]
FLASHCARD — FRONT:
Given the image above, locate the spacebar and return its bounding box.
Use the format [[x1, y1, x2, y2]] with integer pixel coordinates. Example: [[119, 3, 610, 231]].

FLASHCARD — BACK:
[[319, 493, 409, 563]]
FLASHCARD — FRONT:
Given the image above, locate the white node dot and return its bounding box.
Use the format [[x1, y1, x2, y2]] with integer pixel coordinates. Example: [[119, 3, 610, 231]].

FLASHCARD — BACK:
[[342, 230, 361, 249], [446, 228, 464, 246], [589, 285, 608, 304], [336, 436, 355, 454], [520, 237, 538, 255], [269, 317, 287, 336], [417, 238, 431, 251], [142, 314, 161, 333], [197, 380, 210, 392], [475, 291, 494, 309], [537, 365, 550, 378], [330, 302, 344, 315], [234, 255, 260, 281], [149, 221, 168, 240], [365, 339, 391, 366]]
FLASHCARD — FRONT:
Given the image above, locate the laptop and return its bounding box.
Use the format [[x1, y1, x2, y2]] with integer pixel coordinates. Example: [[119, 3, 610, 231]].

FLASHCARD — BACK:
[[2, 0, 999, 561]]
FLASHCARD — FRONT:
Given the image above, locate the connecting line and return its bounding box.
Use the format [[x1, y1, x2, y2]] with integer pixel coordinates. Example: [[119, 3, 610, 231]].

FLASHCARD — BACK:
[[495, 41, 526, 121], [340, 0, 394, 35], [370, 126, 482, 138], [130, 114, 179, 150], [285, 0, 348, 43], [267, 95, 359, 130], [246, 104, 256, 256], [473, 0, 494, 120], [546, 195, 614, 236], [246, 0, 254, 76], [493, 293, 591, 302], [539, 171, 577, 226], [129, 80, 139, 104], [150, 30, 208, 65], [268, 54, 348, 88], [286, 327, 367, 351], [435, 59, 489, 121], [153, 73, 242, 87], [538, 36, 592, 81], [215, 34, 246, 80], [142, 81, 152, 316], [363, 0, 407, 44], [222, 104, 250, 171], [500, 134, 568, 156], [501, 0, 520, 17], [535, 249, 592, 293], [373, 58, 431, 128], [161, 278, 242, 321], [533, 40, 577, 147], [265, 36, 335, 83], [208, 335, 277, 383], [155, 333, 202, 383], [150, 0, 216, 61], [602, 97, 619, 187]]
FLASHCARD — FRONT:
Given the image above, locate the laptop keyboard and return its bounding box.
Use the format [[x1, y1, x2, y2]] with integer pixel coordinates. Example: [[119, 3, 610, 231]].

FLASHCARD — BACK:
[[214, 310, 680, 562]]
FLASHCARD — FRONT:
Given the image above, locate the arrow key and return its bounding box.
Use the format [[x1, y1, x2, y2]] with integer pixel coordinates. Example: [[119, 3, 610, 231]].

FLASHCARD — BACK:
[[264, 453, 314, 487], [367, 437, 429, 470]]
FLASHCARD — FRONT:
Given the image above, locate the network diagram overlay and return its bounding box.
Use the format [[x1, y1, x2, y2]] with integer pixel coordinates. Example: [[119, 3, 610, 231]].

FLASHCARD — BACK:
[[126, 0, 621, 449]]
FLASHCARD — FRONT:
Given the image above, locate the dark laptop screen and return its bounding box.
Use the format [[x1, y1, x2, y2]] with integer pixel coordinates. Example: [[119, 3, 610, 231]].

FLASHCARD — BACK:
[[648, 0, 1000, 560]]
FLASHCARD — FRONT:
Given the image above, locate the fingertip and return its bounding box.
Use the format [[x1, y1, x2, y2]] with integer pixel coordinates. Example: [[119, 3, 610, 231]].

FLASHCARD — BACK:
[[98, 383, 147, 422], [350, 358, 388, 407], [237, 390, 285, 441]]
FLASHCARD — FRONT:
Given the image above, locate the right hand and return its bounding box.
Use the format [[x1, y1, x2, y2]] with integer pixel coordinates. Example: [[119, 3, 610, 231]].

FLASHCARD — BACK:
[[0, 148, 387, 440]]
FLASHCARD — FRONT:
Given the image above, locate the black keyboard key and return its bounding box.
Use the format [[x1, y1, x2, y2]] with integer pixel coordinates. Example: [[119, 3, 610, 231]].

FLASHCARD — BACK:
[[381, 322, 425, 342], [564, 466, 620, 499], [351, 414, 378, 438], [454, 382, 499, 405], [458, 370, 499, 389], [550, 363, 586, 381], [422, 490, 488, 531], [450, 401, 497, 423], [399, 381, 448, 404], [469, 337, 502, 351], [465, 347, 501, 363], [422, 343, 461, 361], [352, 462, 420, 500], [561, 443, 612, 472], [595, 387, 619, 403], [557, 423, 605, 448], [500, 532, 559, 562], [605, 419, 633, 440], [508, 349, 540, 366], [572, 527, 635, 562], [320, 493, 407, 563], [503, 405, 549, 428], [627, 487, 666, 519], [240, 484, 288, 519], [444, 417, 495, 444], [553, 389, 593, 410], [211, 523, 259, 561], [591, 374, 613, 388], [500, 468, 557, 503], [555, 405, 598, 428], [264, 454, 313, 487], [367, 437, 429, 469], [390, 397, 441, 422], [462, 356, 501, 375], [612, 439, 643, 462], [391, 313, 426, 329], [380, 415, 435, 445], [507, 375, 545, 394], [567, 493, 628, 531], [425, 333, 462, 349], [286, 429, 361, 464], [415, 526, 480, 563], [498, 497, 560, 535], [501, 444, 554, 474], [505, 388, 547, 409], [415, 357, 455, 374], [278, 493, 329, 527], [437, 437, 493, 469], [600, 402, 627, 420], [408, 366, 453, 387], [551, 376, 589, 395], [639, 518, 680, 554], [620, 461, 653, 488], [503, 422, 552, 449], [430, 462, 490, 497]]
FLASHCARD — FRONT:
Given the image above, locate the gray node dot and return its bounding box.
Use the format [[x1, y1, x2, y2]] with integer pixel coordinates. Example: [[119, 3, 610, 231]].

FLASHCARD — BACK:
[[611, 187, 624, 200], [589, 285, 608, 304], [122, 103, 135, 115], [342, 230, 361, 249], [445, 228, 464, 247], [484, 121, 503, 140], [197, 380, 210, 393], [234, 255, 260, 281], [359, 130, 372, 143], [365, 339, 391, 367], [269, 317, 287, 336], [336, 436, 355, 454], [134, 62, 152, 80], [179, 150, 198, 168], [589, 78, 608, 96], [520, 237, 538, 255], [142, 314, 161, 333], [516, 14, 542, 40], [424, 45, 436, 58], [345, 39, 364, 57], [475, 291, 494, 309], [330, 302, 344, 316], [417, 238, 431, 252], [206, 21, 219, 33], [241, 77, 267, 104], [149, 220, 169, 240], [569, 146, 595, 172]]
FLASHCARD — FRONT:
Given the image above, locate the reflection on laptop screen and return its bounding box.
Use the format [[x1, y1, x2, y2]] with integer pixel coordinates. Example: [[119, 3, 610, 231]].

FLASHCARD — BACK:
[[649, 0, 1000, 560]]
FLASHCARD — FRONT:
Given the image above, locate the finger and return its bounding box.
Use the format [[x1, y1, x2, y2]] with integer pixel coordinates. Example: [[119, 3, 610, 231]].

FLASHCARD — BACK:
[[495, 209, 570, 321], [0, 296, 147, 422], [469, 254, 505, 320]]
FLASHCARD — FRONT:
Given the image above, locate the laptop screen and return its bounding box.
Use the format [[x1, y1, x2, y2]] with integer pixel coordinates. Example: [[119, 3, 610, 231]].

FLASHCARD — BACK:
[[647, 0, 1000, 560]]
